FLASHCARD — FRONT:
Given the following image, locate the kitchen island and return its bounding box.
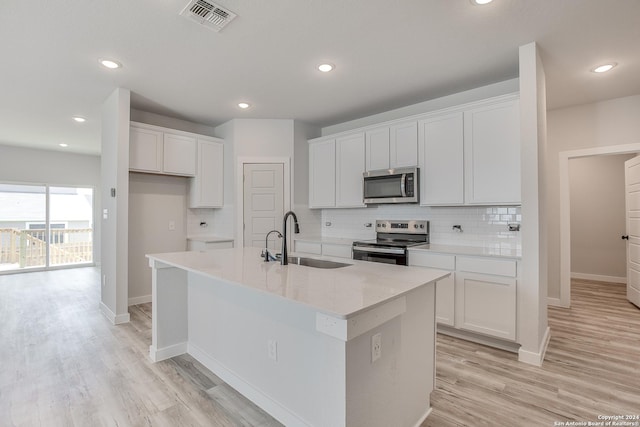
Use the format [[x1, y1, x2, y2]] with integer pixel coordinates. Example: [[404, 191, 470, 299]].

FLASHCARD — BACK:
[[147, 247, 449, 427]]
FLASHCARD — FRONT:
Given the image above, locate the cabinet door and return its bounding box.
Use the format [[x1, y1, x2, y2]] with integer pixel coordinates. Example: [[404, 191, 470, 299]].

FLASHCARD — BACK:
[[419, 112, 464, 205], [189, 139, 223, 208], [163, 133, 196, 176], [309, 139, 336, 208], [365, 127, 390, 171], [336, 133, 365, 207], [455, 271, 516, 340], [130, 126, 163, 173], [322, 243, 352, 259], [464, 99, 520, 204], [390, 121, 418, 168]]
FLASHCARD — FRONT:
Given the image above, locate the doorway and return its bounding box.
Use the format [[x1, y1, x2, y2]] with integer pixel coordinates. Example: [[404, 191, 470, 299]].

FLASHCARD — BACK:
[[236, 157, 290, 249], [0, 183, 94, 273], [559, 143, 640, 307]]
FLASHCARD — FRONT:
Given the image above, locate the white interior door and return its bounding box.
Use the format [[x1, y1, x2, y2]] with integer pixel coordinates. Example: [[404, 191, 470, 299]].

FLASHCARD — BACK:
[[624, 155, 640, 308], [243, 163, 284, 249]]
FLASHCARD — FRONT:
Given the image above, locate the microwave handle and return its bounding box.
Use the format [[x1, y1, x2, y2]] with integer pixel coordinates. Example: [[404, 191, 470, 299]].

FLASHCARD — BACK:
[[400, 173, 407, 197]]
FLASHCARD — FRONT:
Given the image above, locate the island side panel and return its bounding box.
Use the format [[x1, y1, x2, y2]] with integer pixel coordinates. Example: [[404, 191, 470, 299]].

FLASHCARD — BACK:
[[186, 272, 347, 427], [149, 261, 188, 362], [345, 283, 436, 427]]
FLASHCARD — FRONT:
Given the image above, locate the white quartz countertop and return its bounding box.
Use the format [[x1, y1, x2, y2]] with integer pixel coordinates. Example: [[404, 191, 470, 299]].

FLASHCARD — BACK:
[[409, 243, 521, 259], [187, 235, 234, 243], [293, 236, 358, 245], [147, 247, 449, 319]]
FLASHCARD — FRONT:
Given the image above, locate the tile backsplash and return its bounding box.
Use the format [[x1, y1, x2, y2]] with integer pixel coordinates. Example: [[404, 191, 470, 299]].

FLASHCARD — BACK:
[[321, 205, 521, 250]]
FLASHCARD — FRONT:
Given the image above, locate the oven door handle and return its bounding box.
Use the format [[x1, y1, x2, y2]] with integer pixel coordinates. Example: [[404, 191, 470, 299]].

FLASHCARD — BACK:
[[400, 173, 407, 197], [353, 246, 406, 255]]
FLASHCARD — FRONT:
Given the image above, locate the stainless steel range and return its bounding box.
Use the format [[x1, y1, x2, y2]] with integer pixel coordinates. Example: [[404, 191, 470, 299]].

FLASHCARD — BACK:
[[352, 220, 429, 265]]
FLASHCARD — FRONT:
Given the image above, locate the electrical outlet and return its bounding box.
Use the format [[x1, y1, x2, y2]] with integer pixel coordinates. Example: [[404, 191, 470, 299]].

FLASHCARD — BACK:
[[371, 333, 382, 363], [168, 220, 176, 231], [268, 339, 278, 361]]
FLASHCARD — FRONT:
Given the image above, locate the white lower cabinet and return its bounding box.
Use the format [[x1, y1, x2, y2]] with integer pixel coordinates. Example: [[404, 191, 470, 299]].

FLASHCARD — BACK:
[[455, 256, 517, 340], [188, 240, 234, 251], [294, 241, 322, 255], [294, 240, 352, 259], [410, 250, 518, 341]]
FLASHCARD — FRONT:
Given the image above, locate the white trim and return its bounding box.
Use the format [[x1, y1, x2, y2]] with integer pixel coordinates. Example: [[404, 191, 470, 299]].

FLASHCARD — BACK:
[[412, 407, 433, 427], [547, 297, 565, 308], [99, 301, 130, 325], [148, 342, 188, 363], [559, 143, 640, 308], [437, 326, 520, 353], [188, 342, 312, 427], [517, 326, 550, 366], [128, 294, 152, 306], [571, 272, 626, 284], [236, 157, 291, 248]]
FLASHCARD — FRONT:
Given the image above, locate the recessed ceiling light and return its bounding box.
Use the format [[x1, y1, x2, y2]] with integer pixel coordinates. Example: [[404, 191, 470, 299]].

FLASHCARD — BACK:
[[318, 63, 334, 73], [72, 116, 86, 123], [99, 58, 122, 69], [471, 0, 493, 4], [59, 143, 68, 148], [238, 102, 250, 109], [591, 63, 617, 73]]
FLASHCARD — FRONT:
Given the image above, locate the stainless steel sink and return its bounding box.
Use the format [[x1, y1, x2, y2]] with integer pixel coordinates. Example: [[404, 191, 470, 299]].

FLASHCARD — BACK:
[[287, 256, 351, 269]]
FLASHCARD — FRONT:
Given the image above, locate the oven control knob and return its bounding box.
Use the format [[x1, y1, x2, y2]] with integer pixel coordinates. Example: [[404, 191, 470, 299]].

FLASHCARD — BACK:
[[420, 224, 425, 229], [414, 224, 418, 228], [382, 223, 386, 228]]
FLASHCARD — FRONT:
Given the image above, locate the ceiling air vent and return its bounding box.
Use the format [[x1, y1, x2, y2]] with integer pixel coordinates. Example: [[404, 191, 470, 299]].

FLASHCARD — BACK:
[[180, 0, 237, 32]]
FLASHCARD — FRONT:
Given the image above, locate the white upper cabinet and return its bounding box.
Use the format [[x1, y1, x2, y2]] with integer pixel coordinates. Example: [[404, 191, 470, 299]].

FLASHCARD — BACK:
[[130, 126, 163, 173], [189, 137, 224, 208], [464, 98, 520, 205], [129, 122, 196, 177], [309, 139, 336, 208], [163, 133, 196, 176], [419, 112, 465, 205], [365, 122, 418, 171], [389, 121, 418, 168], [365, 127, 390, 171], [336, 133, 365, 207]]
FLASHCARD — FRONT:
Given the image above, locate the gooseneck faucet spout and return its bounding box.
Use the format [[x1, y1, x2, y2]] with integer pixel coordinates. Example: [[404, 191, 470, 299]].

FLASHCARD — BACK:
[[263, 230, 282, 262], [281, 211, 300, 265]]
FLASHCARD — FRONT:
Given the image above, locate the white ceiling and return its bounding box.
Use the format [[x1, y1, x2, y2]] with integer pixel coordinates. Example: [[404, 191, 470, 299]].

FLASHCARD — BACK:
[[1, 0, 639, 155]]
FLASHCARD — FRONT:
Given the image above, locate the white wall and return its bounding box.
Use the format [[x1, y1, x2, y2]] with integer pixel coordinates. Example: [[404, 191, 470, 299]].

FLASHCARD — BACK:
[[547, 94, 640, 299], [100, 88, 130, 324], [128, 173, 188, 303], [0, 144, 102, 262], [569, 154, 633, 281]]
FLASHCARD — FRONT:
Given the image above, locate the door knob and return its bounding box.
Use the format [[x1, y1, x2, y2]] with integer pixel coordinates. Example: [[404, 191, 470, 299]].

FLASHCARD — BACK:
[[622, 235, 629, 240]]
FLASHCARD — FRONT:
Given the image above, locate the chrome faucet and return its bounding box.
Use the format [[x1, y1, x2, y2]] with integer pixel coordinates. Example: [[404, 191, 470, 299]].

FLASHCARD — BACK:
[[281, 211, 300, 265], [262, 230, 282, 262]]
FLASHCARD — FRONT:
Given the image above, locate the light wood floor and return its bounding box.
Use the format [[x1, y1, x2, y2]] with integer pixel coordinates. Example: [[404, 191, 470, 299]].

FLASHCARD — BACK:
[[1, 270, 639, 426]]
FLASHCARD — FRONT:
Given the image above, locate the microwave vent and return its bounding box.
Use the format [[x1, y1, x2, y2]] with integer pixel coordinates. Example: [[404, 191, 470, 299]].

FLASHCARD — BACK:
[[180, 0, 237, 32]]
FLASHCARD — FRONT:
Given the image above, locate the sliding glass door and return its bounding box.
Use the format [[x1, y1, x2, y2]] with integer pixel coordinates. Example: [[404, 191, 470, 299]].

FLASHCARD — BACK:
[[0, 183, 94, 272]]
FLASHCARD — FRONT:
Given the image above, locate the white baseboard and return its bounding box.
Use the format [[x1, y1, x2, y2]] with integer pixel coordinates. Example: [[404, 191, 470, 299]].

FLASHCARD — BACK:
[[571, 272, 626, 284], [412, 407, 433, 427], [518, 326, 551, 366], [547, 297, 566, 308], [128, 294, 152, 306], [188, 343, 311, 427], [99, 302, 130, 325], [149, 342, 188, 363], [437, 325, 520, 353]]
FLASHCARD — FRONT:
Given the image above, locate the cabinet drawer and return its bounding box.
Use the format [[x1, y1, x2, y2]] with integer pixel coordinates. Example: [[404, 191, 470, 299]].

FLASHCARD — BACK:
[[294, 241, 322, 255], [322, 243, 352, 259], [409, 251, 455, 270], [457, 256, 516, 277]]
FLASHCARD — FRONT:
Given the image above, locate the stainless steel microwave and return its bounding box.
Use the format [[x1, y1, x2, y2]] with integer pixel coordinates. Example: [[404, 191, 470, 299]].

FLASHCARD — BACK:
[[363, 167, 419, 204]]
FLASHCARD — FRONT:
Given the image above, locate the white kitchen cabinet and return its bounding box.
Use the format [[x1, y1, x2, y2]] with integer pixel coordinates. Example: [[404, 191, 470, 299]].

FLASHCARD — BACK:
[[188, 239, 233, 251], [365, 127, 390, 171], [294, 240, 352, 259], [294, 241, 322, 255], [418, 112, 465, 205], [464, 98, 520, 204], [455, 256, 517, 340], [130, 126, 163, 173], [365, 122, 418, 171], [409, 251, 456, 326], [163, 133, 196, 176], [389, 121, 418, 168], [336, 133, 365, 207], [321, 243, 352, 259], [189, 138, 224, 208], [309, 139, 336, 208], [129, 122, 197, 177]]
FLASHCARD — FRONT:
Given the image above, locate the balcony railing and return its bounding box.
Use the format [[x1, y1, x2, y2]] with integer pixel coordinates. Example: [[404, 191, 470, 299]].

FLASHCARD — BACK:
[[0, 228, 93, 269]]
